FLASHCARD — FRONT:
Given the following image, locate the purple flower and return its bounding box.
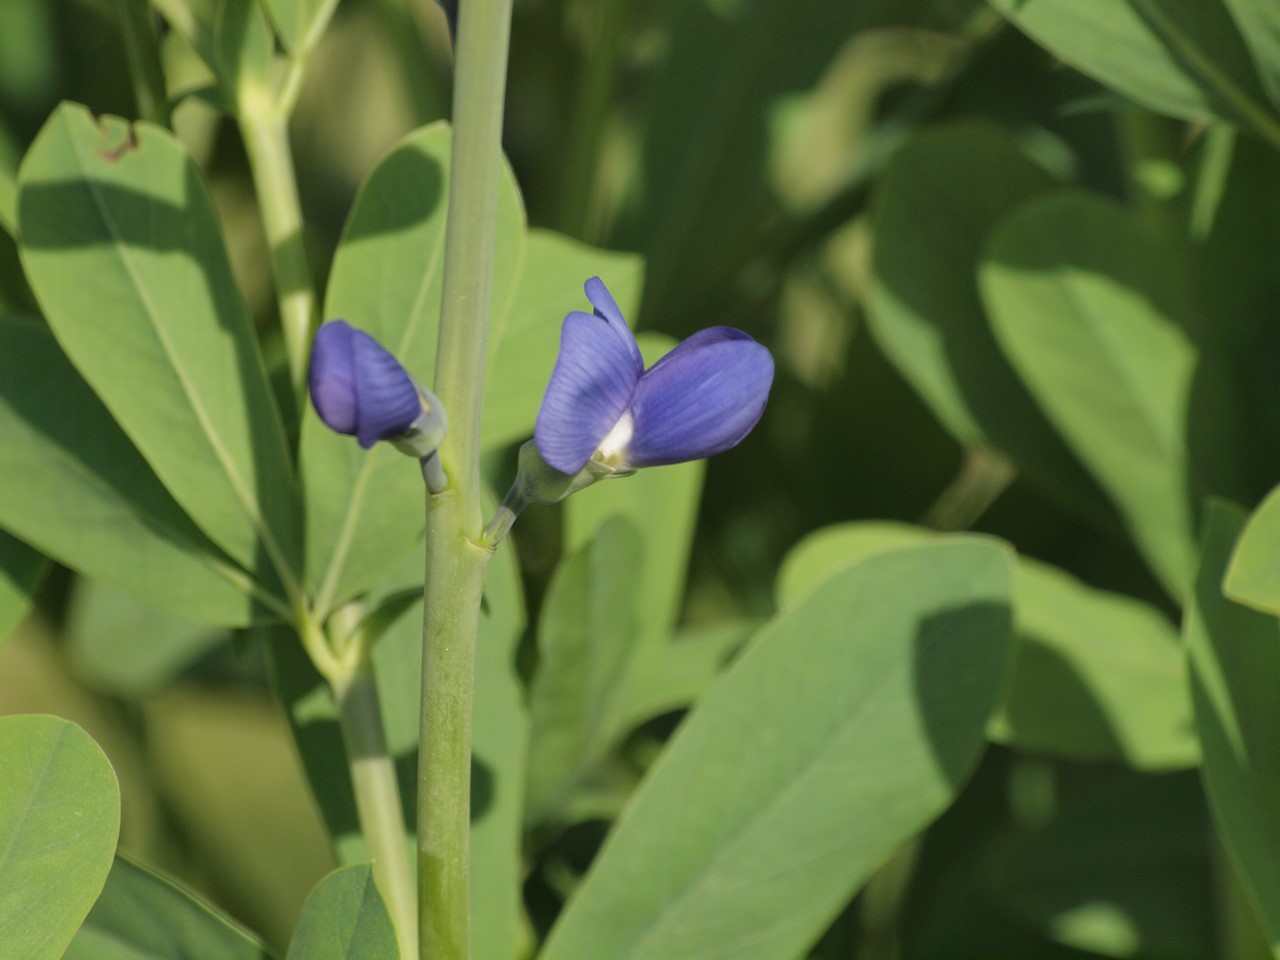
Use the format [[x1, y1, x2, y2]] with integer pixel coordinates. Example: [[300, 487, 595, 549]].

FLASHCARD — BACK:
[[309, 320, 446, 456], [534, 277, 773, 475]]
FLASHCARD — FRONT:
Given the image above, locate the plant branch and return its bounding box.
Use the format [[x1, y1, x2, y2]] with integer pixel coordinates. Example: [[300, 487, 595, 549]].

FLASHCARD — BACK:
[[417, 0, 515, 956]]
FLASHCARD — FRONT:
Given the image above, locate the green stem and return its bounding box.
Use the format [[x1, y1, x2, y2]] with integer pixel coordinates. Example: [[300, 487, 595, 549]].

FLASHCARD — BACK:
[[115, 0, 168, 124], [417, 0, 514, 956], [239, 101, 316, 397], [334, 659, 418, 960], [419, 497, 490, 960]]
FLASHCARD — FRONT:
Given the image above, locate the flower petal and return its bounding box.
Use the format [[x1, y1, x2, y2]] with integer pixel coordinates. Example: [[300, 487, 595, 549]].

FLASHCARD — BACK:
[[626, 328, 773, 468], [535, 310, 643, 473], [349, 328, 424, 449], [309, 321, 359, 435], [584, 276, 642, 371]]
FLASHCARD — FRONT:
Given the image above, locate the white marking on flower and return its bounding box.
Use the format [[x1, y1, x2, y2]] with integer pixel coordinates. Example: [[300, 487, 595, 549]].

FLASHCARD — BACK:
[[593, 412, 634, 469]]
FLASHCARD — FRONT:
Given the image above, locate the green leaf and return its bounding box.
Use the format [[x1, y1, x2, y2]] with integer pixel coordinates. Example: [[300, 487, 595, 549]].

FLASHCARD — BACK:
[[540, 540, 1014, 960], [981, 191, 1198, 601], [780, 521, 1196, 769], [63, 579, 224, 698], [1225, 481, 1280, 614], [992, 558, 1195, 770], [1186, 500, 1280, 953], [526, 517, 643, 828], [869, 123, 1110, 522], [0, 531, 47, 647], [777, 520, 928, 609], [1222, 0, 1280, 111], [16, 104, 300, 602], [302, 122, 525, 613], [262, 0, 340, 57], [65, 854, 271, 960], [981, 773, 1213, 959], [987, 0, 1280, 139], [481, 230, 643, 450], [286, 865, 397, 960], [0, 317, 265, 626], [0, 715, 120, 960], [151, 0, 220, 69], [621, 619, 758, 732]]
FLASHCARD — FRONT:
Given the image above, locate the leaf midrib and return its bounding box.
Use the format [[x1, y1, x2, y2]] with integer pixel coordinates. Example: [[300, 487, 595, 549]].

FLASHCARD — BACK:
[[567, 564, 991, 960]]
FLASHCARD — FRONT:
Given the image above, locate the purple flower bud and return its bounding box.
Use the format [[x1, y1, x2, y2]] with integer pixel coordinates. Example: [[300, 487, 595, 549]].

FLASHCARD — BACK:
[[309, 320, 444, 455], [534, 278, 773, 475]]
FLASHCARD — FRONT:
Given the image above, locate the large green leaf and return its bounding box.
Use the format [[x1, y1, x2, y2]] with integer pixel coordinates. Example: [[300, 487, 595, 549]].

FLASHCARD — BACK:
[[780, 521, 1196, 769], [65, 854, 270, 960], [982, 191, 1198, 601], [869, 123, 1111, 521], [0, 317, 264, 625], [302, 122, 524, 614], [16, 103, 300, 599], [0, 532, 47, 647], [0, 715, 120, 960], [540, 540, 1014, 960], [285, 865, 397, 960], [1225, 481, 1280, 614], [1187, 500, 1280, 953], [987, 0, 1280, 136], [526, 517, 643, 828]]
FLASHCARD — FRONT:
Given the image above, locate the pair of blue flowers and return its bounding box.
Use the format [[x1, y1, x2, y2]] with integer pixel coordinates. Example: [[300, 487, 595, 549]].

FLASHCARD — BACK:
[[310, 277, 773, 509]]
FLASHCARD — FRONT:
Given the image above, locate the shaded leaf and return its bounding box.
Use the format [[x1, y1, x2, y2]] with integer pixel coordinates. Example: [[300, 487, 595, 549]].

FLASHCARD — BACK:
[[1186, 500, 1280, 954], [0, 532, 47, 647], [987, 0, 1279, 135], [526, 517, 643, 828], [65, 854, 270, 960], [285, 865, 397, 960], [982, 191, 1197, 601]]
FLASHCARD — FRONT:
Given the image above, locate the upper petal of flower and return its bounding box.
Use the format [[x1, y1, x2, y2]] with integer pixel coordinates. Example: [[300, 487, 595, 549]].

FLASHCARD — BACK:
[[310, 320, 423, 449], [534, 308, 644, 474], [309, 321, 359, 435], [584, 276, 643, 371], [625, 327, 773, 468]]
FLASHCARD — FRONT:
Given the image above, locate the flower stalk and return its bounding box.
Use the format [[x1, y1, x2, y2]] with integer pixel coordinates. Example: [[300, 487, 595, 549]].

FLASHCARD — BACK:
[[417, 0, 515, 958], [333, 656, 417, 960]]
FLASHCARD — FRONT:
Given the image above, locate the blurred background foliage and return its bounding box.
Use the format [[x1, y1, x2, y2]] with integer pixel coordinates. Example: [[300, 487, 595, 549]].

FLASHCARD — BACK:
[[3, 0, 1280, 956]]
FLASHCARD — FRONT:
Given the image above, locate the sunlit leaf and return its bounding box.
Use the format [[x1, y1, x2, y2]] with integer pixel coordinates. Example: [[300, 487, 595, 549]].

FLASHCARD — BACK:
[[541, 540, 1013, 960], [0, 715, 120, 960]]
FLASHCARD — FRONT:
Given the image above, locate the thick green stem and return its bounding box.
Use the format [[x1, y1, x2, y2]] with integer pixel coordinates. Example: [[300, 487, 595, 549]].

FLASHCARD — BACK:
[[417, 0, 514, 956], [115, 0, 168, 124], [239, 101, 316, 397], [419, 497, 490, 960], [334, 660, 418, 960]]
